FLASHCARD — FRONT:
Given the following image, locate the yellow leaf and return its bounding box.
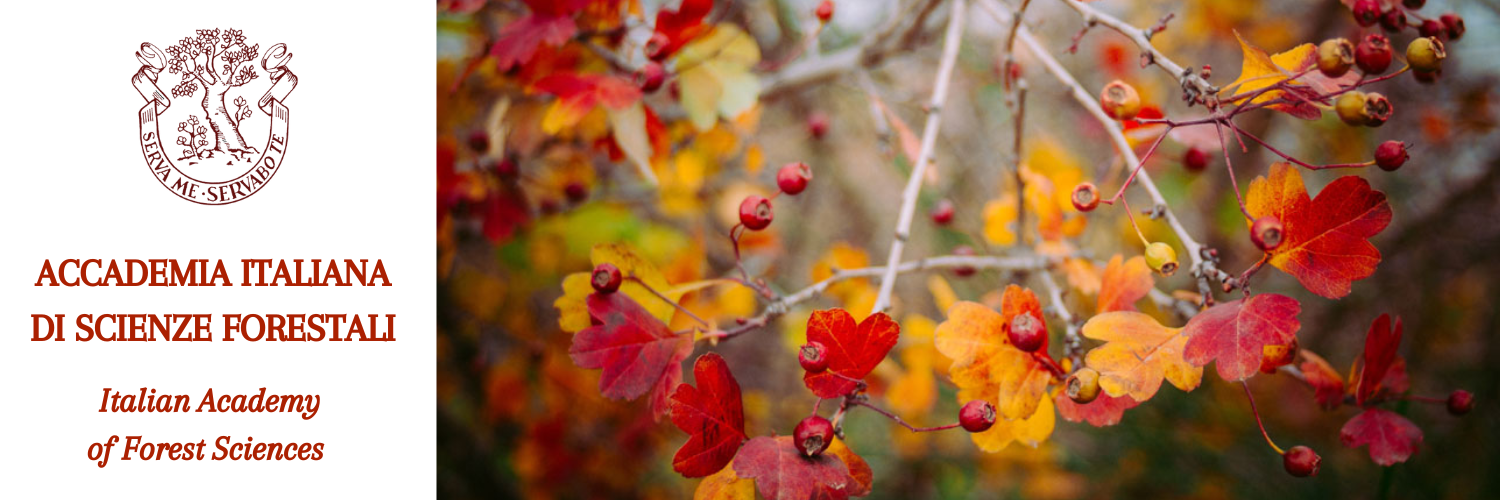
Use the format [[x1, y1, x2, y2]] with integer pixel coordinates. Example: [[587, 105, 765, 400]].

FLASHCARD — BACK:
[[555, 273, 594, 333], [607, 102, 658, 185], [1082, 312, 1202, 401], [971, 394, 1055, 452], [554, 243, 685, 331], [677, 25, 761, 131], [927, 275, 958, 315], [983, 195, 1018, 246], [811, 243, 871, 301], [1220, 31, 1314, 104], [694, 462, 754, 500]]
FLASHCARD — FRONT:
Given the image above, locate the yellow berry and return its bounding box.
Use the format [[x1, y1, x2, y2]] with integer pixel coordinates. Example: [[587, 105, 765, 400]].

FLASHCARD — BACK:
[[1406, 37, 1446, 73], [1144, 242, 1178, 276]]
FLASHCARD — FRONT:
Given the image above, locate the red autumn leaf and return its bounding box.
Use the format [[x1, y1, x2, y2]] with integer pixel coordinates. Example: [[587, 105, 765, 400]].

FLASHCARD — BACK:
[[535, 71, 642, 112], [569, 292, 692, 406], [1340, 408, 1423, 466], [1246, 162, 1392, 299], [1355, 313, 1403, 406], [653, 0, 713, 60], [1298, 350, 1345, 410], [802, 309, 900, 398], [1053, 391, 1138, 427], [669, 353, 747, 478], [734, 436, 853, 500], [491, 14, 578, 71], [1183, 294, 1301, 382]]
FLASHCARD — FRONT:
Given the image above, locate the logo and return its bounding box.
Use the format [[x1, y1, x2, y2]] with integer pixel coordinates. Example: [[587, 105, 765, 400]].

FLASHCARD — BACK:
[[131, 29, 297, 205]]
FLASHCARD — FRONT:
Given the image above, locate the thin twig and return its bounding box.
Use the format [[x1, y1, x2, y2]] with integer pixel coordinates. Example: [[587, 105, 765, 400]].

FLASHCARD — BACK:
[[1039, 269, 1081, 366], [708, 253, 1050, 341], [848, 399, 964, 433], [1008, 24, 1205, 265], [1054, 0, 1216, 103], [872, 0, 969, 314]]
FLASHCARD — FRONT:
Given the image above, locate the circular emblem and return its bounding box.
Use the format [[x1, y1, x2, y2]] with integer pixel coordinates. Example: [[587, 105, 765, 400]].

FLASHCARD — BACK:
[[131, 29, 297, 205]]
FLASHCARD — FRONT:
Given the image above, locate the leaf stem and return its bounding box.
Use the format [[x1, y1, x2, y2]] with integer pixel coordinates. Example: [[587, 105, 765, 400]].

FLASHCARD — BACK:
[[628, 275, 710, 328], [1241, 381, 1285, 455], [848, 399, 963, 433]]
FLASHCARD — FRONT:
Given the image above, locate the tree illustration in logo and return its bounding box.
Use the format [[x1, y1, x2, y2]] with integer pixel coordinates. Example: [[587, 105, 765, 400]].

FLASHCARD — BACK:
[[176, 115, 210, 161], [163, 28, 263, 162]]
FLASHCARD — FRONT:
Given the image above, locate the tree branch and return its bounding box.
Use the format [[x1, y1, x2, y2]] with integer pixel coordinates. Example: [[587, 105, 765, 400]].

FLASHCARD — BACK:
[[707, 252, 1050, 341], [1007, 24, 1207, 271], [1054, 0, 1216, 104], [872, 0, 968, 314]]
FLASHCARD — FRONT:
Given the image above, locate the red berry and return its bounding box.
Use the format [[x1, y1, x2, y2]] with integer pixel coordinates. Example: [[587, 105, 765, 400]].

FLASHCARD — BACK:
[[1251, 216, 1284, 252], [1403, 0, 1426, 8], [645, 32, 671, 61], [1441, 12, 1465, 40], [1007, 311, 1047, 352], [952, 245, 976, 277], [1379, 8, 1407, 32], [1352, 0, 1381, 27], [493, 157, 519, 179], [1419, 19, 1445, 39], [959, 400, 996, 432], [1448, 389, 1474, 415], [776, 162, 812, 195], [931, 199, 955, 225], [1374, 141, 1409, 171], [592, 263, 622, 293], [793, 416, 835, 457], [1363, 92, 1393, 127], [807, 112, 830, 139], [467, 130, 490, 154], [738, 195, 773, 230], [799, 341, 829, 373], [636, 62, 666, 93], [1356, 34, 1393, 74], [815, 0, 834, 23], [564, 182, 588, 203], [1283, 445, 1321, 477], [1184, 146, 1211, 172], [1071, 183, 1100, 212]]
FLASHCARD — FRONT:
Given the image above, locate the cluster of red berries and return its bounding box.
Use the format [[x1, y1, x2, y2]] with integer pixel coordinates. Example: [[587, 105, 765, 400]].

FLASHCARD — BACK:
[[1351, 0, 1464, 42], [738, 162, 813, 231]]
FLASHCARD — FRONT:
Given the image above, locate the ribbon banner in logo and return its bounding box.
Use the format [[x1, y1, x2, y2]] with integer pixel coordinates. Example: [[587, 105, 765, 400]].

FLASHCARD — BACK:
[[133, 42, 297, 205]]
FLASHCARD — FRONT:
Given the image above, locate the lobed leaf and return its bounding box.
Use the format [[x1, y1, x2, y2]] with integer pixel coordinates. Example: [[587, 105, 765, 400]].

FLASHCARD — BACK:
[[1082, 312, 1201, 402], [1246, 163, 1392, 299], [670, 353, 748, 478], [734, 436, 852, 500], [802, 309, 900, 398], [1183, 294, 1301, 382], [1340, 408, 1423, 466], [568, 293, 692, 411]]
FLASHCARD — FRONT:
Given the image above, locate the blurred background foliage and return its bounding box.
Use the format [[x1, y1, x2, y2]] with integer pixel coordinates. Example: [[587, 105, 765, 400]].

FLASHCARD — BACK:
[[437, 0, 1500, 498]]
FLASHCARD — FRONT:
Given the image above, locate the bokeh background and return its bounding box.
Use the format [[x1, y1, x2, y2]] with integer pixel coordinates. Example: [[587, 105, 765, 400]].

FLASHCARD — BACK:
[[436, 0, 1500, 498]]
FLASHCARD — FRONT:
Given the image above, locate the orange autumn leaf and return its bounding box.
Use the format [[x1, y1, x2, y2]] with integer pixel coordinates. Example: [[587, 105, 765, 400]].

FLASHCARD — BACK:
[[1246, 162, 1392, 298], [694, 463, 755, 500], [1082, 312, 1202, 402], [1096, 255, 1153, 313], [825, 438, 873, 497], [936, 286, 1053, 421]]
